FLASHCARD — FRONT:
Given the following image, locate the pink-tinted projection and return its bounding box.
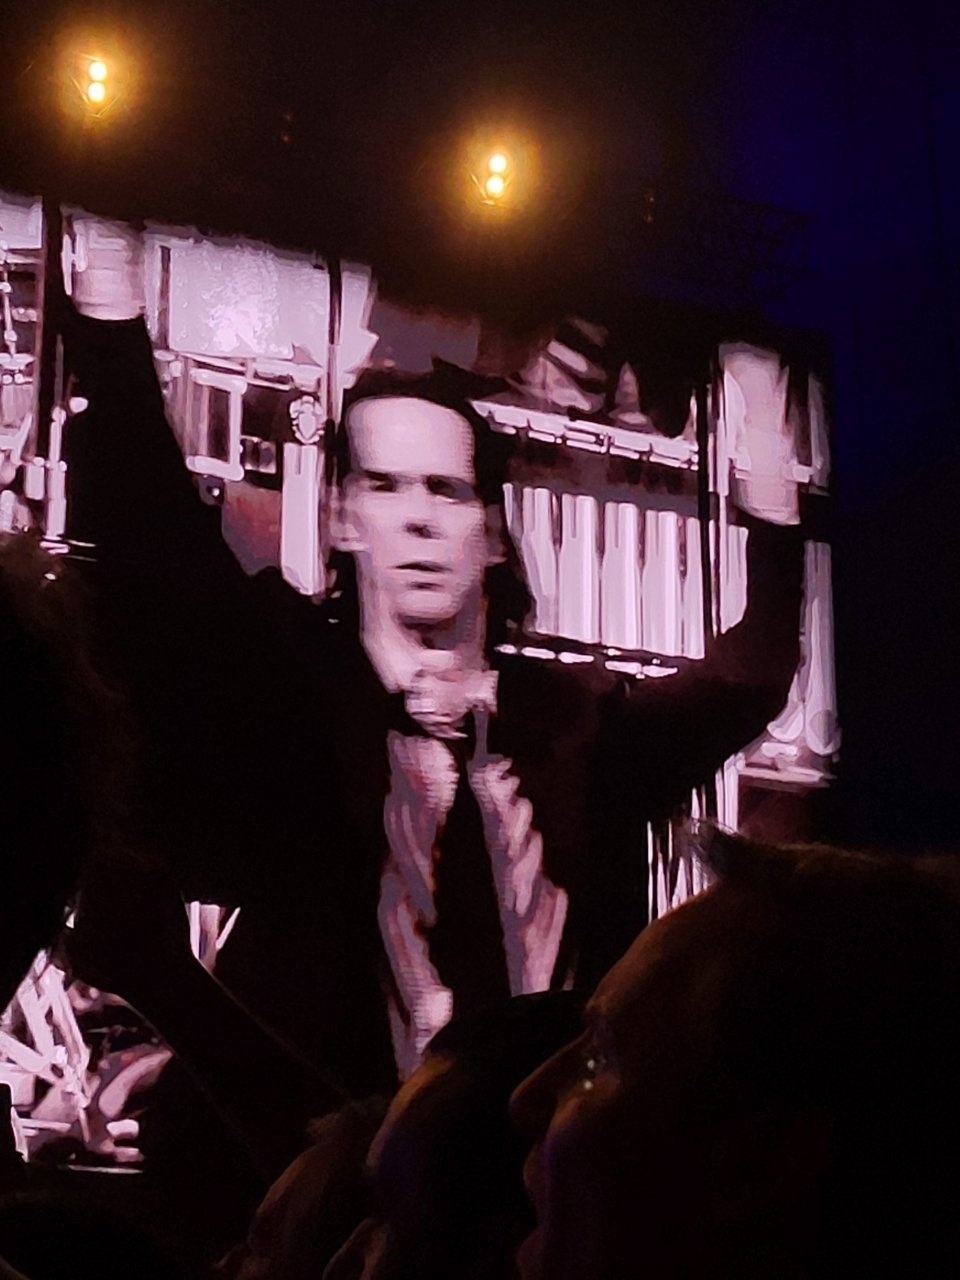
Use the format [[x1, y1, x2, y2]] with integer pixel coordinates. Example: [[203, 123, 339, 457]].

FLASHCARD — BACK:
[[0, 195, 43, 537], [0, 198, 836, 1158]]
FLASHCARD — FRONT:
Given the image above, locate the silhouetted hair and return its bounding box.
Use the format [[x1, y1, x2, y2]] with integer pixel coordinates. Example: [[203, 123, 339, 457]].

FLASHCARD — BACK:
[[691, 827, 960, 1276], [382, 992, 587, 1274]]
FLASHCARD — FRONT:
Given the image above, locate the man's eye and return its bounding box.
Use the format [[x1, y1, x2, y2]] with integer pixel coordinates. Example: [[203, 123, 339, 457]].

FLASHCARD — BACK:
[[369, 477, 397, 493], [427, 477, 472, 502]]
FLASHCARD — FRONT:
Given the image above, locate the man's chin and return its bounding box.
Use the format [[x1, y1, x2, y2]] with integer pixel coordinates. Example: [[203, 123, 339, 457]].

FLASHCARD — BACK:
[[395, 592, 459, 627]]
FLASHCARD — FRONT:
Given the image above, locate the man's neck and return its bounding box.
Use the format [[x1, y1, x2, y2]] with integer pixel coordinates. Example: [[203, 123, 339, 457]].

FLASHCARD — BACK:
[[359, 588, 487, 693]]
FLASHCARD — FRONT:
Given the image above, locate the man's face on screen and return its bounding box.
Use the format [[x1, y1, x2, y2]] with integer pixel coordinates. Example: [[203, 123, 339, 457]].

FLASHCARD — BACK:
[[335, 397, 498, 628]]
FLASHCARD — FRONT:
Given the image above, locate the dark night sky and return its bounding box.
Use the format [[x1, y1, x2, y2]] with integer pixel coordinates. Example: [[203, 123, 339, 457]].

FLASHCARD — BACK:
[[2, 0, 958, 847], [3, 2, 820, 298]]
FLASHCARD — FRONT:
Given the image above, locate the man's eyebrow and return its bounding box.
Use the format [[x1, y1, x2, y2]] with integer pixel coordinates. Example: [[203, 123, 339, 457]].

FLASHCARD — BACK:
[[357, 468, 473, 488]]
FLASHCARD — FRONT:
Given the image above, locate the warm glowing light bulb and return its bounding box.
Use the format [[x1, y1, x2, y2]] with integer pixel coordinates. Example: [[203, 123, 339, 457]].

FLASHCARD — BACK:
[[86, 80, 107, 103], [488, 152, 508, 174], [88, 60, 108, 81], [484, 174, 506, 198]]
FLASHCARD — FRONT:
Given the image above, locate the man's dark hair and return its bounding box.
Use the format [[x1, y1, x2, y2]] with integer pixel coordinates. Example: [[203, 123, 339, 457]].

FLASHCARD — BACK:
[[333, 365, 514, 509], [691, 827, 960, 1276], [326, 366, 532, 648]]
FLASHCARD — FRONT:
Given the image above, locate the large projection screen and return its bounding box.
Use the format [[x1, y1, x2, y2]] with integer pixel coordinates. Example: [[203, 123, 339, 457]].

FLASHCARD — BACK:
[[0, 198, 836, 1164]]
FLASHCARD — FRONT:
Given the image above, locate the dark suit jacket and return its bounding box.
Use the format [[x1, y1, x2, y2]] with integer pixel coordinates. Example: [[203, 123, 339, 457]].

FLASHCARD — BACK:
[[65, 314, 803, 1095]]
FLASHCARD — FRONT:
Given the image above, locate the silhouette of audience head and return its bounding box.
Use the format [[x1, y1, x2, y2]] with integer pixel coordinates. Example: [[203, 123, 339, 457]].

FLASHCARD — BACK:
[[0, 538, 180, 1273], [216, 1097, 390, 1280], [511, 830, 960, 1279], [225, 992, 585, 1280], [0, 536, 118, 1007], [321, 990, 585, 1280]]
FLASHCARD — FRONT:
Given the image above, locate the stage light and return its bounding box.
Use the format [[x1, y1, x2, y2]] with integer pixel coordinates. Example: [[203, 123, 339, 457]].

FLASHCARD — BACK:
[[462, 128, 541, 214], [61, 45, 129, 119]]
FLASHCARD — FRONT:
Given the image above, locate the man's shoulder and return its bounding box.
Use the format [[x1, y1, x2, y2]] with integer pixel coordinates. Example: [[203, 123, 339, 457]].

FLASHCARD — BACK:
[[493, 645, 619, 689]]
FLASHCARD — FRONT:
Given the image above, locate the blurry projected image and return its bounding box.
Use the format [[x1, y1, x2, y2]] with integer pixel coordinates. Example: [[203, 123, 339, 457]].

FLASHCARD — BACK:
[[0, 200, 836, 1159]]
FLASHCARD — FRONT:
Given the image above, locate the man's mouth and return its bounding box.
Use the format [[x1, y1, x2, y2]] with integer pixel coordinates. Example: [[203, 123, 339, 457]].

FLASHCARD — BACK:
[[397, 561, 445, 574]]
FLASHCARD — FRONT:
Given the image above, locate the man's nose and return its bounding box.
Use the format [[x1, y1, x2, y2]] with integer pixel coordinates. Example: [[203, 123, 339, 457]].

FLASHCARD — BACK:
[[403, 487, 442, 538], [404, 517, 440, 538]]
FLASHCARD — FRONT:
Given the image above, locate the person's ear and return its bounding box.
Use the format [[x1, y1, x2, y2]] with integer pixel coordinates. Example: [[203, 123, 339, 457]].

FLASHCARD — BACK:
[[484, 504, 508, 567], [328, 488, 365, 553]]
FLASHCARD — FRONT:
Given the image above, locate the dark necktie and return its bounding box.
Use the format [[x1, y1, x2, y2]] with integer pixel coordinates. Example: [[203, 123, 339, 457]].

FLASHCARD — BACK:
[[386, 696, 511, 1015]]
